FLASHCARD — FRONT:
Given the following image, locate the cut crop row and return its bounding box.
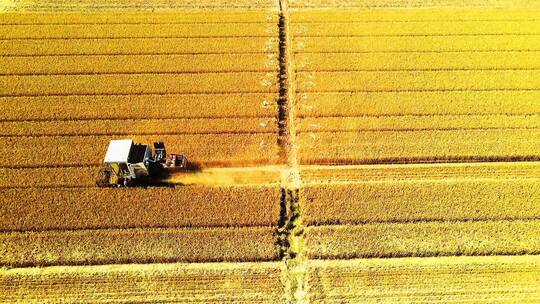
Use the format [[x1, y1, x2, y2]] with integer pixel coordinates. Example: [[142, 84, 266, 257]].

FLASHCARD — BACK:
[[306, 255, 540, 304], [305, 220, 540, 259]]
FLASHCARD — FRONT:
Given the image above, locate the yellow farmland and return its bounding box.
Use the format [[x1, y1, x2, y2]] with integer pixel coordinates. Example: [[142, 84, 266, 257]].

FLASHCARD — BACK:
[[2, 1, 540, 303]]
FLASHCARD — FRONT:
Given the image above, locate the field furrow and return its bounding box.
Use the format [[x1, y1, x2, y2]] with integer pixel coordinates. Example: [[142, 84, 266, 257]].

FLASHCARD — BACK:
[[293, 21, 540, 37], [298, 129, 540, 164], [0, 94, 278, 120], [289, 0, 540, 8], [291, 8, 540, 21], [0, 23, 277, 39], [306, 256, 540, 304], [0, 73, 278, 96], [296, 70, 540, 92], [0, 11, 277, 23], [293, 36, 540, 52], [1, 262, 283, 303], [0, 54, 278, 75], [0, 134, 279, 167], [0, 226, 279, 267], [298, 115, 540, 132], [296, 91, 540, 117], [0, 186, 280, 230], [0, 118, 277, 136], [0, 37, 278, 55], [305, 220, 540, 259], [296, 51, 540, 71]]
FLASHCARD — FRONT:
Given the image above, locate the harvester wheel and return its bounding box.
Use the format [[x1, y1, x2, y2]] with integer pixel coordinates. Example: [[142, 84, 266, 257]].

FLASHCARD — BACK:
[[96, 167, 113, 187]]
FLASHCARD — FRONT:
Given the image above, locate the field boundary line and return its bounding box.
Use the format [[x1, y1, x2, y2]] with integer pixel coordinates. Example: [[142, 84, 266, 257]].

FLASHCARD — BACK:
[[276, 1, 307, 303]]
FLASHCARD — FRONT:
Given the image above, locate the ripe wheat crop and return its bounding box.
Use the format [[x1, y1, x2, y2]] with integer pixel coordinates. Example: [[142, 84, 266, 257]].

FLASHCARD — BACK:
[[0, 186, 281, 230], [0, 134, 279, 167], [1, 94, 278, 120], [0, 226, 279, 267]]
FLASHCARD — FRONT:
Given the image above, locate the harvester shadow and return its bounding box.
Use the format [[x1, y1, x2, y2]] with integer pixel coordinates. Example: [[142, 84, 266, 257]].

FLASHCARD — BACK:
[[140, 161, 203, 188]]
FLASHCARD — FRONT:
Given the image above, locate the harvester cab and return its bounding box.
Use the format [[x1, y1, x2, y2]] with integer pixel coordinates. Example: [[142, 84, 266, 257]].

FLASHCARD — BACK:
[[96, 139, 187, 187]]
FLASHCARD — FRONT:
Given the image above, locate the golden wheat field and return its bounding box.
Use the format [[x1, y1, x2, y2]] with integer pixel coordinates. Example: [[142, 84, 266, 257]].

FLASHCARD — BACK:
[[1, 0, 540, 303]]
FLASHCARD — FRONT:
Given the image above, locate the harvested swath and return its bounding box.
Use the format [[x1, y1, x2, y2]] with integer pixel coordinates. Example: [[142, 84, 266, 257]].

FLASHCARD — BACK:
[[298, 115, 540, 132], [0, 73, 278, 96], [0, 94, 278, 120], [0, 23, 277, 39], [292, 21, 540, 36], [296, 70, 540, 92], [306, 256, 540, 304], [298, 129, 540, 164], [293, 36, 540, 52], [1, 262, 283, 303], [0, 186, 280, 230], [0, 166, 282, 188], [0, 54, 278, 75], [0, 11, 277, 24], [296, 51, 540, 71], [0, 226, 279, 267], [296, 91, 540, 117], [0, 37, 278, 55], [0, 117, 277, 136], [291, 8, 540, 21], [0, 134, 279, 167], [300, 163, 540, 225], [305, 220, 540, 259]]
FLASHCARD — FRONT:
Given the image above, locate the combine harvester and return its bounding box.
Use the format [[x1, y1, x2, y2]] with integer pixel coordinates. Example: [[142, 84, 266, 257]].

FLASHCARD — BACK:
[[96, 139, 187, 187]]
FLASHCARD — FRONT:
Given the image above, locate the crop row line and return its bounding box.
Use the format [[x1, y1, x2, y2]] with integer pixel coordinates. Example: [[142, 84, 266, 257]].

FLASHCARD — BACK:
[[294, 50, 540, 54], [296, 127, 540, 133], [296, 89, 540, 93], [0, 116, 275, 123], [0, 91, 277, 97], [297, 113, 540, 118], [301, 156, 540, 166], [293, 33, 540, 37], [0, 52, 275, 57], [0, 223, 277, 234], [0, 131, 276, 138], [0, 35, 275, 40], [305, 217, 540, 228], [0, 70, 277, 76], [292, 19, 540, 23], [295, 68, 540, 72]]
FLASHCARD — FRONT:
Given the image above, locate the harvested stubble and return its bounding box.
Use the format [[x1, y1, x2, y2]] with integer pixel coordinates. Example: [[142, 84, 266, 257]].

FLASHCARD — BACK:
[[0, 23, 276, 39], [0, 134, 279, 167], [296, 91, 540, 117], [1, 262, 283, 303], [0, 226, 279, 267], [306, 255, 540, 304], [0, 94, 278, 120], [0, 73, 278, 96], [0, 54, 278, 75], [300, 162, 540, 225], [298, 115, 540, 132], [296, 51, 540, 71], [298, 129, 540, 164], [0, 117, 277, 136], [0, 186, 280, 230], [305, 220, 540, 259], [296, 70, 540, 92]]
